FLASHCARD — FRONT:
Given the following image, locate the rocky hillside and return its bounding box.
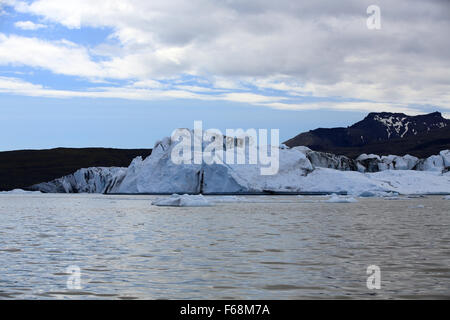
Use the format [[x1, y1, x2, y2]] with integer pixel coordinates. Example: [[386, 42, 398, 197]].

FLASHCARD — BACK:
[[284, 112, 450, 158], [0, 148, 152, 191]]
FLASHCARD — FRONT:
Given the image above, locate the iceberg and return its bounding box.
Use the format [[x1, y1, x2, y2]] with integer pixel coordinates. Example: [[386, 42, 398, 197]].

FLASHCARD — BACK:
[[357, 190, 399, 198], [109, 137, 315, 194], [30, 167, 127, 193], [28, 131, 450, 196], [106, 139, 449, 195]]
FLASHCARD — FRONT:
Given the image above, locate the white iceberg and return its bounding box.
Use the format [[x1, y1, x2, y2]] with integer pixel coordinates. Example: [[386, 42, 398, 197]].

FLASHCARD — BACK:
[[151, 194, 212, 207], [28, 131, 450, 196], [409, 204, 425, 209], [110, 136, 315, 194], [31, 167, 127, 193], [357, 190, 399, 198]]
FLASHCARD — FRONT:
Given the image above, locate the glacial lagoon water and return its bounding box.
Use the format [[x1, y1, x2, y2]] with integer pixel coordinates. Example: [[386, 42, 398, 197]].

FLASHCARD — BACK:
[[0, 193, 449, 299]]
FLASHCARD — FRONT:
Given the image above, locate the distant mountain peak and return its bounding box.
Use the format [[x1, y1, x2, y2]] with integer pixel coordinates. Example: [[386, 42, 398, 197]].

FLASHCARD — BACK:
[[284, 111, 450, 158], [351, 111, 448, 140]]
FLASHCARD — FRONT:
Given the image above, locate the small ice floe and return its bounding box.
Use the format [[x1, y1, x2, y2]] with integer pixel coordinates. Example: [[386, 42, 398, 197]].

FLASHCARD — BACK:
[[324, 194, 358, 203], [358, 191, 399, 198], [151, 194, 212, 207], [358, 191, 379, 198], [295, 195, 323, 203], [0, 189, 41, 194], [408, 204, 425, 209], [443, 195, 450, 200]]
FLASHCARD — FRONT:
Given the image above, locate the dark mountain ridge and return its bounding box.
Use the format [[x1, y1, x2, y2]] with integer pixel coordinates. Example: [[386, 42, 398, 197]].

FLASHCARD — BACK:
[[0, 147, 152, 191], [284, 111, 450, 158]]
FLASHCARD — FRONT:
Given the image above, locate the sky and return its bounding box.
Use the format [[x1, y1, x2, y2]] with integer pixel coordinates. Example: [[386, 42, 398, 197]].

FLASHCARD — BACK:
[[0, 0, 449, 150]]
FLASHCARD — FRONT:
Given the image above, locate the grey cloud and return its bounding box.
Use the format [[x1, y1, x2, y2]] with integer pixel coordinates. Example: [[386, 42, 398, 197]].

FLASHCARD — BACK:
[[3, 0, 450, 111]]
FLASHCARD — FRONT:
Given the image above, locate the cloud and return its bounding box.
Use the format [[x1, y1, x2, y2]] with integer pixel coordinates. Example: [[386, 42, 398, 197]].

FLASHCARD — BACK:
[[263, 101, 421, 115], [0, 76, 425, 117], [0, 76, 43, 93], [0, 34, 104, 78], [0, 0, 448, 114], [14, 20, 46, 30]]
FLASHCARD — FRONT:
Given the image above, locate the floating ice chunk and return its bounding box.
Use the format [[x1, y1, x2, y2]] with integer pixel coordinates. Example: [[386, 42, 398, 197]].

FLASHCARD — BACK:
[[358, 190, 396, 198], [409, 204, 425, 209], [358, 190, 400, 198], [443, 195, 450, 200], [358, 191, 378, 197], [325, 194, 358, 203], [152, 194, 212, 207], [30, 167, 126, 193], [0, 189, 41, 194], [406, 195, 426, 199]]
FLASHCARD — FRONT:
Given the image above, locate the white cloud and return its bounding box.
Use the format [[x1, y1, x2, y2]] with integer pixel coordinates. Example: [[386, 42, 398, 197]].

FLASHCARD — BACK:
[[0, 0, 448, 114], [14, 20, 46, 30], [0, 34, 104, 78], [0, 76, 429, 116], [0, 76, 43, 93]]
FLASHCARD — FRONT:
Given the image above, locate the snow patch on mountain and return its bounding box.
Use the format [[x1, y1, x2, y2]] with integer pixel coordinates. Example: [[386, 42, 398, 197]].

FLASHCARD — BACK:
[[374, 115, 409, 138], [373, 113, 448, 140]]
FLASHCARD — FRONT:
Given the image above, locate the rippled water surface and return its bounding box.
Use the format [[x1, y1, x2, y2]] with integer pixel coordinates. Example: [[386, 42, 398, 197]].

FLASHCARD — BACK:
[[0, 193, 449, 299]]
